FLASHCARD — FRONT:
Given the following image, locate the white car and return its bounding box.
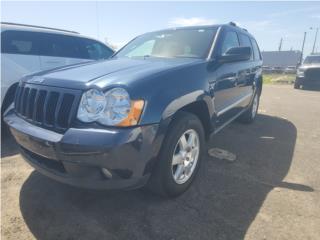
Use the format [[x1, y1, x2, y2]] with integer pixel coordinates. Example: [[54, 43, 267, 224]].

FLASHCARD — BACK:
[[1, 22, 114, 118]]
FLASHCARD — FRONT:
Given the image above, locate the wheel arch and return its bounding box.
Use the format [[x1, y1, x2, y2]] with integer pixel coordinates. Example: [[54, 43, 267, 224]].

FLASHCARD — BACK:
[[1, 82, 18, 115]]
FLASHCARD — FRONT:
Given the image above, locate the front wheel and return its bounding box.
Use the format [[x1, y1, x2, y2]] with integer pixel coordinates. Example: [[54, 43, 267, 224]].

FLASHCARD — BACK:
[[294, 82, 300, 89], [237, 92, 260, 124], [147, 112, 205, 197]]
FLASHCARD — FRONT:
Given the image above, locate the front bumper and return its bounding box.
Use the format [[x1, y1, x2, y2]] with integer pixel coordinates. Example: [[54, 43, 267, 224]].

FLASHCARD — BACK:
[[4, 109, 161, 190]]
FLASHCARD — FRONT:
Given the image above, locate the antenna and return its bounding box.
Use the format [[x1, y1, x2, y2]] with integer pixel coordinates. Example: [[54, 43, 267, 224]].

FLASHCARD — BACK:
[[278, 38, 283, 51]]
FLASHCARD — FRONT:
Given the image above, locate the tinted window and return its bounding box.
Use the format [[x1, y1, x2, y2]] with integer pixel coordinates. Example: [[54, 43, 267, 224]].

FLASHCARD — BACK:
[[77, 38, 114, 60], [1, 30, 39, 55], [38, 33, 81, 58], [251, 38, 261, 60], [116, 28, 217, 59], [221, 31, 239, 55], [239, 33, 253, 60], [304, 56, 320, 64], [1, 30, 113, 60]]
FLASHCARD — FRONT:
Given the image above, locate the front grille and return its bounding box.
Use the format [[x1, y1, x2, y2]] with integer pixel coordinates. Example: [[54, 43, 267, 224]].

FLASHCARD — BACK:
[[15, 83, 81, 132], [305, 68, 320, 81]]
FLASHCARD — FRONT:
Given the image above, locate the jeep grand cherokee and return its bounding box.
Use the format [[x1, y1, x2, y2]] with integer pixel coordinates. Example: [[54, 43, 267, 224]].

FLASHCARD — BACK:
[[4, 22, 263, 197]]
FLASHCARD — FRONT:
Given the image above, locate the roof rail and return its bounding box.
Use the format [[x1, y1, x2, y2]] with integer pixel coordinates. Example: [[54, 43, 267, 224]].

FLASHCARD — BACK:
[[228, 22, 237, 27], [1, 22, 79, 34]]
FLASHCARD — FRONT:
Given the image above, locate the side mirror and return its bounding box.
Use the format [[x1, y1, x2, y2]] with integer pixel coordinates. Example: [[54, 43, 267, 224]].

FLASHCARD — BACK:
[[218, 46, 251, 63]]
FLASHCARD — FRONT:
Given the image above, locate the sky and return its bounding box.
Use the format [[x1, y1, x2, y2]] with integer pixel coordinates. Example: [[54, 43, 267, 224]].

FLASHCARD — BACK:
[[1, 1, 320, 56]]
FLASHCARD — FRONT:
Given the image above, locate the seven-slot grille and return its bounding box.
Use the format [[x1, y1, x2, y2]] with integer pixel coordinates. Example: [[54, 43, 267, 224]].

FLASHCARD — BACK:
[[14, 83, 81, 132]]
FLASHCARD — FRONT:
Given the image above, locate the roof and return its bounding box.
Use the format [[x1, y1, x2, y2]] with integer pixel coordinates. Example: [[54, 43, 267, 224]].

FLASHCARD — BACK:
[[0, 22, 112, 49], [1, 22, 79, 36], [146, 22, 254, 38]]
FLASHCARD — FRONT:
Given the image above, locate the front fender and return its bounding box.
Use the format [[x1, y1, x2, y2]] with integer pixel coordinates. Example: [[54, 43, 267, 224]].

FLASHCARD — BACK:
[[161, 90, 214, 120]]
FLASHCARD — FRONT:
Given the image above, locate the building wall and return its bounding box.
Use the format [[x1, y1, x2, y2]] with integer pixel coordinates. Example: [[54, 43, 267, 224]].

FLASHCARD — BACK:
[[261, 51, 302, 67]]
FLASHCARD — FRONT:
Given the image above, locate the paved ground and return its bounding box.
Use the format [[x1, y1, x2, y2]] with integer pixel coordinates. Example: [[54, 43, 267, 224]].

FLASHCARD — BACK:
[[1, 85, 320, 240]]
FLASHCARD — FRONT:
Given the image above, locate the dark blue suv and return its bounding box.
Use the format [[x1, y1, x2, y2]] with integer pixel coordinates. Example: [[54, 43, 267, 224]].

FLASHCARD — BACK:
[[4, 22, 263, 197]]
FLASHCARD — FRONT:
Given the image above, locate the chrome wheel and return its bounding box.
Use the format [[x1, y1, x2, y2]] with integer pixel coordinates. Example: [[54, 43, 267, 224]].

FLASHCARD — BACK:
[[252, 94, 258, 118], [171, 129, 200, 184]]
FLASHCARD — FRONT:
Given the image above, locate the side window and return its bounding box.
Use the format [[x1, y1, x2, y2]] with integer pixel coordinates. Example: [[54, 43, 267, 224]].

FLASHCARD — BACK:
[[1, 30, 39, 55], [251, 38, 261, 60], [38, 33, 81, 58], [239, 34, 253, 60], [77, 38, 114, 60], [221, 31, 239, 55]]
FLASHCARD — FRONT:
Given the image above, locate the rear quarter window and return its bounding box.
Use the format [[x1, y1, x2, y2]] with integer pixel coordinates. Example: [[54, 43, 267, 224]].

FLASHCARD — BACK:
[[250, 38, 262, 61], [76, 38, 114, 60]]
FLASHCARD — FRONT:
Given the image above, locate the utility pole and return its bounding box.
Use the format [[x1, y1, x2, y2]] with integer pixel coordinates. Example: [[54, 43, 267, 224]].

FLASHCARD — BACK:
[[278, 38, 283, 51], [300, 32, 307, 65], [312, 27, 318, 54]]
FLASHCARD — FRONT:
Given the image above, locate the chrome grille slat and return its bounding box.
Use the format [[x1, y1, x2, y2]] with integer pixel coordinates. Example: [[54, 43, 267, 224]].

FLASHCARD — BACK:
[[32, 90, 40, 121], [54, 94, 64, 128], [14, 83, 81, 133]]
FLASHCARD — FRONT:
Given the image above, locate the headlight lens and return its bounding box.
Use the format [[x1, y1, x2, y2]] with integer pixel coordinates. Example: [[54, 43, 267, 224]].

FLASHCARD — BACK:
[[297, 68, 305, 77], [77, 89, 106, 122], [77, 88, 144, 126], [100, 88, 131, 125]]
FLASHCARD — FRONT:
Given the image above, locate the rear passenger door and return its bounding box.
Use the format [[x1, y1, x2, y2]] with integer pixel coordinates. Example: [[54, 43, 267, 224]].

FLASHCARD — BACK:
[[238, 33, 255, 98], [213, 30, 248, 126]]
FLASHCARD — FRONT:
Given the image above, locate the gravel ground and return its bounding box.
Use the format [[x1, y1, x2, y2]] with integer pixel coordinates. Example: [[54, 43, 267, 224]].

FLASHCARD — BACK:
[[1, 85, 320, 240]]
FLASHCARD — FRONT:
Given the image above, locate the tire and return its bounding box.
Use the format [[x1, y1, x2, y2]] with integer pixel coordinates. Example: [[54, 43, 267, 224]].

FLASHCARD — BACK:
[[294, 82, 300, 89], [238, 91, 260, 124], [1, 87, 16, 137], [147, 111, 205, 197]]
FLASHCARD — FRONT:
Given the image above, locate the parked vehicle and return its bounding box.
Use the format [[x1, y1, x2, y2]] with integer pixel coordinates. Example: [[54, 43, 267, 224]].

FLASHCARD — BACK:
[[262, 66, 274, 74], [272, 66, 284, 74], [4, 22, 263, 197], [284, 66, 296, 74], [295, 55, 320, 89], [1, 22, 114, 119]]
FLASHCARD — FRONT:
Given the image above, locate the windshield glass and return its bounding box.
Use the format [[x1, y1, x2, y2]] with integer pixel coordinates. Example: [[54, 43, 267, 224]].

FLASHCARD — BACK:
[[304, 56, 320, 64], [115, 28, 217, 59]]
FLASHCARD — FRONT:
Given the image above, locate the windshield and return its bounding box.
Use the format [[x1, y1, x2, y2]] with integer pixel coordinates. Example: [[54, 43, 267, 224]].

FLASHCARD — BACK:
[[304, 56, 320, 64], [115, 28, 217, 59]]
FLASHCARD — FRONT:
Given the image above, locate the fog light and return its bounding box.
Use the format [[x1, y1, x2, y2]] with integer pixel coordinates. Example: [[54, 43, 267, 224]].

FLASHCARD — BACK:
[[101, 168, 112, 179]]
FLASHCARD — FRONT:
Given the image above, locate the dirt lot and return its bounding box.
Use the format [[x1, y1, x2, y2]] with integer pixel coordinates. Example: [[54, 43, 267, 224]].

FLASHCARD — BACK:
[[1, 85, 320, 240]]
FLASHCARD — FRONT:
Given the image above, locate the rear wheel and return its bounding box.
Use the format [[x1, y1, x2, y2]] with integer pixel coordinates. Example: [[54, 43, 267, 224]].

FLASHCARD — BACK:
[[238, 91, 259, 124], [294, 82, 300, 89], [147, 112, 205, 197]]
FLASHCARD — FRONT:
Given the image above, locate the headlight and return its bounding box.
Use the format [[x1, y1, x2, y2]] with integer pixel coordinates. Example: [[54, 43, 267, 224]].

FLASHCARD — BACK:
[[297, 68, 305, 77], [77, 88, 144, 126], [77, 89, 106, 122]]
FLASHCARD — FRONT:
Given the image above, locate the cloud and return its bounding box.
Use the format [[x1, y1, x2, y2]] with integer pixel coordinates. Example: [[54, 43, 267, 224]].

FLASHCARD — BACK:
[[168, 17, 217, 27], [311, 15, 320, 19]]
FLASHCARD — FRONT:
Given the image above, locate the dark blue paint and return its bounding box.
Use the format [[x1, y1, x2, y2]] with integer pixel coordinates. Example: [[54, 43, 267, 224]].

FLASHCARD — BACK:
[[5, 24, 263, 190]]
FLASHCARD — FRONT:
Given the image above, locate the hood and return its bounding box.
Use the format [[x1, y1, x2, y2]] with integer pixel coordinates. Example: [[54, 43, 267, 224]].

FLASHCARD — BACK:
[[24, 57, 203, 89], [300, 63, 320, 69]]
